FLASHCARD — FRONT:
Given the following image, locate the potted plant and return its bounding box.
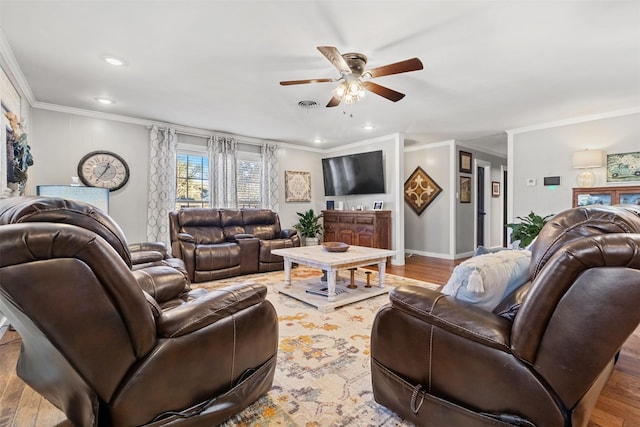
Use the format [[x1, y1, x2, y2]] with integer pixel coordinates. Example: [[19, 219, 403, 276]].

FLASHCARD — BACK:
[[506, 211, 553, 248], [293, 209, 323, 246]]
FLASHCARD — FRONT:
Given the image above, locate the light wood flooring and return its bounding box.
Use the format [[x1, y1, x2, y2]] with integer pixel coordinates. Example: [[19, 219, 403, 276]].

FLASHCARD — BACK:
[[0, 254, 639, 426]]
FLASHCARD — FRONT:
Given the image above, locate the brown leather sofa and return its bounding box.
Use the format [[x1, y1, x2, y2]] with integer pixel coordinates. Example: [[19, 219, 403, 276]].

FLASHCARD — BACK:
[[0, 197, 279, 426], [0, 196, 190, 303], [371, 205, 640, 426], [169, 208, 300, 283]]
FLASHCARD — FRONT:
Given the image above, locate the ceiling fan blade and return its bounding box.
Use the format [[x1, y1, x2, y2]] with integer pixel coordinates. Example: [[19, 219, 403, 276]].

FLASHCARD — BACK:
[[317, 46, 352, 75], [326, 96, 341, 108], [365, 57, 423, 79], [361, 81, 405, 102], [280, 78, 335, 86]]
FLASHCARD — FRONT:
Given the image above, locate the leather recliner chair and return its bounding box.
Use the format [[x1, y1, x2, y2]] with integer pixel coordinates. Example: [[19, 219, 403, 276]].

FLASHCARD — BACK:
[[0, 196, 190, 304], [371, 205, 640, 426], [0, 198, 279, 426]]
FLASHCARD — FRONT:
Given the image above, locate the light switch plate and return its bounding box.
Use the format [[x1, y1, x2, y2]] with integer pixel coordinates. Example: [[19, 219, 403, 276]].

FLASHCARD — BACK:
[[526, 178, 537, 186]]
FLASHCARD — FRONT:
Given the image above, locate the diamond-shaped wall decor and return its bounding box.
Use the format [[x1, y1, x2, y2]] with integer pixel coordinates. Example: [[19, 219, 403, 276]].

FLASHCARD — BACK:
[[404, 166, 443, 215]]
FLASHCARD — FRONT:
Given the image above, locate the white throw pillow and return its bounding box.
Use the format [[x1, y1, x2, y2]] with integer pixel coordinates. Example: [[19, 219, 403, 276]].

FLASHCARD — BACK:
[[441, 250, 532, 311]]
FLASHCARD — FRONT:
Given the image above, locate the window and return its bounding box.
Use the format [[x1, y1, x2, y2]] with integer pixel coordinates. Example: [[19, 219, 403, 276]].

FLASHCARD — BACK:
[[236, 152, 262, 208], [176, 152, 209, 209], [175, 146, 263, 209]]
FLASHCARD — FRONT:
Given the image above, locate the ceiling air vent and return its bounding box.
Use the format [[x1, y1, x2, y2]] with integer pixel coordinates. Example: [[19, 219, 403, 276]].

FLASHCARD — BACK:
[[298, 100, 318, 109]]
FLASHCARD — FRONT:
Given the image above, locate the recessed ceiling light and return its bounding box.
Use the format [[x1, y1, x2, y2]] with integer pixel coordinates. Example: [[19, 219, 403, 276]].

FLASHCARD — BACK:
[[95, 97, 115, 105], [102, 55, 126, 66], [363, 124, 375, 130], [313, 137, 322, 144]]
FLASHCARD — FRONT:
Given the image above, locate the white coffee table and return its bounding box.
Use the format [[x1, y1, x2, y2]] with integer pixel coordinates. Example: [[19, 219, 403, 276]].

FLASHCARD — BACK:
[[271, 245, 395, 311]]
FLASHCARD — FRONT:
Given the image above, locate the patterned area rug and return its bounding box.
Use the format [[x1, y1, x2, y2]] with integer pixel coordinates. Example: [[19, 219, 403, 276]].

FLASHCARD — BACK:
[[198, 267, 441, 427]]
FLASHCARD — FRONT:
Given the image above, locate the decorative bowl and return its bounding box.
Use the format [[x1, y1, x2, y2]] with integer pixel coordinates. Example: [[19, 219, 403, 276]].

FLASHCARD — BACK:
[[323, 242, 350, 252]]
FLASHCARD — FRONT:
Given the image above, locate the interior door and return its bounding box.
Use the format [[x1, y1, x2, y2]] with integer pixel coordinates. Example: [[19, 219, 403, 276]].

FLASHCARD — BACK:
[[477, 166, 485, 247]]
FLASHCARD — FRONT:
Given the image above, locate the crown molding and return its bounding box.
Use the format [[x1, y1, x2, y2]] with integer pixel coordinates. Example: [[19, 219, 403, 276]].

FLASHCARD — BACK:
[[404, 139, 454, 152], [507, 106, 640, 135], [0, 28, 35, 106]]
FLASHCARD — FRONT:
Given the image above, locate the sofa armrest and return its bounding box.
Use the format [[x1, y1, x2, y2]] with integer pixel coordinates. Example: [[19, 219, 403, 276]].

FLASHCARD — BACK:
[[390, 286, 511, 350], [129, 241, 168, 256], [177, 232, 195, 243], [280, 228, 298, 239], [156, 283, 268, 337], [228, 233, 255, 241]]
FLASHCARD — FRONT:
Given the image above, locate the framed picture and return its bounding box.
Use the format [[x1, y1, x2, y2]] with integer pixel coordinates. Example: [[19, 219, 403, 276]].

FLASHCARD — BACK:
[[459, 150, 472, 174], [607, 151, 640, 182], [404, 166, 443, 215], [460, 176, 471, 203], [284, 170, 311, 202], [492, 181, 500, 197], [373, 201, 384, 210], [326, 200, 335, 210]]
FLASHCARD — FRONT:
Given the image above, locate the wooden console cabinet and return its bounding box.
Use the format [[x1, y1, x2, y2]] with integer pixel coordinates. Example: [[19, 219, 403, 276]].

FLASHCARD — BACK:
[[572, 185, 640, 207], [322, 210, 391, 249]]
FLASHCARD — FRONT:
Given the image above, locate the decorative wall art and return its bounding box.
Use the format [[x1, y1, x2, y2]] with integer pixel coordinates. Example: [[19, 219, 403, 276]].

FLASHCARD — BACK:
[[607, 151, 640, 183], [285, 170, 312, 202], [460, 176, 471, 203], [459, 150, 472, 174], [404, 166, 443, 215]]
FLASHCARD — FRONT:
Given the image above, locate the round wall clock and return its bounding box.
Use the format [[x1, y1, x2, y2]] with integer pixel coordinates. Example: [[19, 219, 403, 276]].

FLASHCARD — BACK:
[[77, 150, 130, 192]]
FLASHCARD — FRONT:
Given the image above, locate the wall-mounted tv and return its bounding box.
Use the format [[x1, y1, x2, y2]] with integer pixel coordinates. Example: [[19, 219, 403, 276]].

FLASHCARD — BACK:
[[322, 150, 385, 196]]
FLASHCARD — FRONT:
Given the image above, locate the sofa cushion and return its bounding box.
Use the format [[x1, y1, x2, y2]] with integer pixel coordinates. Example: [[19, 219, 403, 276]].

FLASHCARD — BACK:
[[441, 250, 531, 311], [195, 243, 241, 271]]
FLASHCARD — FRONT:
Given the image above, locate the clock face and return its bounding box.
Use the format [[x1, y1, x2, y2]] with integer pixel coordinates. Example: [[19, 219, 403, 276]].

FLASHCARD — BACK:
[[78, 151, 130, 192]]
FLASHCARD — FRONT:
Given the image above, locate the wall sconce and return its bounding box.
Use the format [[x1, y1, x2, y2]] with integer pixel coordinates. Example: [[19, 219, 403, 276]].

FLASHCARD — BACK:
[[572, 149, 603, 187]]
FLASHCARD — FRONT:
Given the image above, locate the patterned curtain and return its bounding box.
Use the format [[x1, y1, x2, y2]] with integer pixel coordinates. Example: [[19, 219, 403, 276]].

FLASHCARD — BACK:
[[147, 126, 177, 249], [208, 135, 237, 208], [261, 143, 279, 210]]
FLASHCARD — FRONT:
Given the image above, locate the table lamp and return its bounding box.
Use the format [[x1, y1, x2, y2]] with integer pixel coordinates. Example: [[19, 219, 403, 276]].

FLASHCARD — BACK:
[[572, 149, 603, 187]]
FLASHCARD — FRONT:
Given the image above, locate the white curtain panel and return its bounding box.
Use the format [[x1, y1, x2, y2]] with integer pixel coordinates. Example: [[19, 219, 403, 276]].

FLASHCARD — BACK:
[[147, 126, 177, 250], [208, 135, 237, 208], [261, 143, 279, 211]]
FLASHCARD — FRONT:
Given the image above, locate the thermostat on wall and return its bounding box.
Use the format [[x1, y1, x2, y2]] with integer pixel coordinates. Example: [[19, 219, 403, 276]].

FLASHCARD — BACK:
[[543, 176, 561, 186]]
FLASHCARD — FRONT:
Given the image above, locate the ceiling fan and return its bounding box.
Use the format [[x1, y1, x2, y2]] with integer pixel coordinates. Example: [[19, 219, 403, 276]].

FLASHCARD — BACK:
[[280, 46, 423, 107]]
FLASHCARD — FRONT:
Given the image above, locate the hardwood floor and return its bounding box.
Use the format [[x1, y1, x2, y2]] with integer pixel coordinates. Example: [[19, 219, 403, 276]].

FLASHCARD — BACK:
[[0, 254, 638, 426]]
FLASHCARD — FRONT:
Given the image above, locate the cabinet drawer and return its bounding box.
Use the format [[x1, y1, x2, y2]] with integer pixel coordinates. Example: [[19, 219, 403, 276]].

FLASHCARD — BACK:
[[339, 215, 355, 224], [356, 216, 375, 225]]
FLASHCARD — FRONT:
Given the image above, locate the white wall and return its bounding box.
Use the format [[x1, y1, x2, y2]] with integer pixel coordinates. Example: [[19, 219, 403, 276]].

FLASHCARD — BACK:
[[30, 109, 150, 242], [277, 145, 324, 229], [404, 142, 452, 257], [509, 110, 640, 222]]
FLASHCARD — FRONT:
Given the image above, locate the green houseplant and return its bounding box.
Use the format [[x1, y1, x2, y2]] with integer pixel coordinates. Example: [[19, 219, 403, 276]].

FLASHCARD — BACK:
[[293, 209, 323, 246], [506, 211, 553, 248]]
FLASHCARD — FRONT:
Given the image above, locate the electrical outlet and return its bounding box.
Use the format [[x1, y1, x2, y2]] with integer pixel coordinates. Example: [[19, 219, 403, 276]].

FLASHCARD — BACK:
[[526, 179, 537, 186]]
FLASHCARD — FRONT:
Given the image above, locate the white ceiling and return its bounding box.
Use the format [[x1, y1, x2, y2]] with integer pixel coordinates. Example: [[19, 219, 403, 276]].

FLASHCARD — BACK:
[[1, 1, 639, 151]]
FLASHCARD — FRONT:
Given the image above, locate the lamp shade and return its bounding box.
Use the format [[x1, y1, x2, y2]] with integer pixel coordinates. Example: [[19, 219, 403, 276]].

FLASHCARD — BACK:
[[572, 150, 603, 169]]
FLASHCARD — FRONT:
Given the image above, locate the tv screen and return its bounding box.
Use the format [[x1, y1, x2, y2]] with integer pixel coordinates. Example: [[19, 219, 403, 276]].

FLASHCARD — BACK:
[[322, 150, 385, 196]]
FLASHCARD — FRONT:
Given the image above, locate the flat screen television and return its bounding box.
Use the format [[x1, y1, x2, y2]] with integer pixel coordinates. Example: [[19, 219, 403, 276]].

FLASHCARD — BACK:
[[322, 150, 385, 196]]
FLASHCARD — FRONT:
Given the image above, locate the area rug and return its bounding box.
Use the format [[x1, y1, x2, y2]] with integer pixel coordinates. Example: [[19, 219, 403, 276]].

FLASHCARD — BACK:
[[198, 267, 441, 427]]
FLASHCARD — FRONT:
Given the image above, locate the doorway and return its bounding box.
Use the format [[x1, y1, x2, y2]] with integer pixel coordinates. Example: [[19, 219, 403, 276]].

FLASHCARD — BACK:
[[474, 159, 491, 249]]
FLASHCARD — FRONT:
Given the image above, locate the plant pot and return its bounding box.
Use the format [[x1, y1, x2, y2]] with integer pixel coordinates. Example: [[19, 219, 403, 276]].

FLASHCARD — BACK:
[[304, 237, 319, 246]]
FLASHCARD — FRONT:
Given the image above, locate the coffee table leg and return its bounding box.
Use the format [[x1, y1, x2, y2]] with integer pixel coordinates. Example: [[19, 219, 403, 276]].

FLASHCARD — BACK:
[[283, 258, 292, 288], [378, 261, 386, 288], [327, 269, 337, 302]]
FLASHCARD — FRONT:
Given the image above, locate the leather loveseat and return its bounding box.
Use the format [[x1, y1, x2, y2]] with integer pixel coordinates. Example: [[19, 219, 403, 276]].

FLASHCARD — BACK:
[[371, 205, 640, 426], [0, 196, 279, 426], [169, 208, 300, 283]]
